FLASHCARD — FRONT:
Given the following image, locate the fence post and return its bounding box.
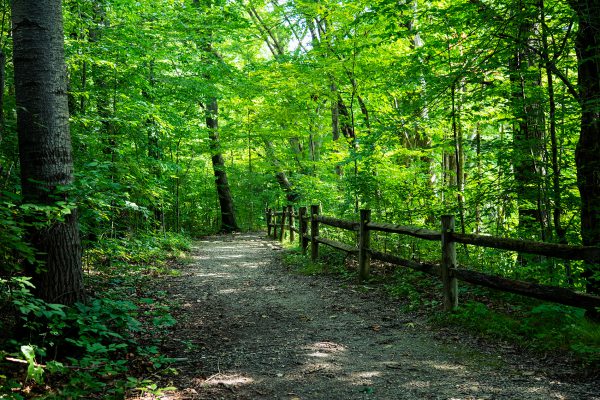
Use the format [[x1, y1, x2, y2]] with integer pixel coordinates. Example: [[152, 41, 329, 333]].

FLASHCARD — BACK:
[[299, 206, 308, 254], [358, 209, 372, 282], [441, 215, 458, 311], [266, 207, 272, 236], [279, 206, 286, 241], [288, 205, 295, 243], [310, 204, 320, 262]]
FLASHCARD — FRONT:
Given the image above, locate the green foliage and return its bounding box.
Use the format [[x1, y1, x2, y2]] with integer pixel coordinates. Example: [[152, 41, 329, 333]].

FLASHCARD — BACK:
[[85, 232, 190, 269], [0, 0, 598, 393], [385, 269, 435, 312], [0, 231, 185, 398], [282, 246, 352, 278], [20, 345, 44, 384], [283, 251, 325, 276], [438, 300, 600, 367], [0, 194, 79, 274], [0, 0, 589, 246]]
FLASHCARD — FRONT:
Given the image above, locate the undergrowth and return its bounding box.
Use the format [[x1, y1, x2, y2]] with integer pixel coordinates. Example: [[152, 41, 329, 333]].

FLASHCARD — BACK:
[[432, 297, 600, 368], [282, 245, 354, 280], [0, 232, 191, 399]]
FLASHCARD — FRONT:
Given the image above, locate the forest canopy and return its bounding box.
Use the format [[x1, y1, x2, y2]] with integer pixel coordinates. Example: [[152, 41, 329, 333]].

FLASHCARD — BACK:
[[0, 0, 598, 297], [1, 0, 600, 396]]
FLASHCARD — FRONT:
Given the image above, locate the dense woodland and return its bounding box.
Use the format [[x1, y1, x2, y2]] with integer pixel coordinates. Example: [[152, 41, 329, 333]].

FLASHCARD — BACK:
[[1, 0, 600, 397]]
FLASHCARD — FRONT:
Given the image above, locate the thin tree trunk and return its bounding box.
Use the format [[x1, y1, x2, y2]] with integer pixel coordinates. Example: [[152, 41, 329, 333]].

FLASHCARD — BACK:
[[80, 60, 87, 114], [331, 82, 340, 141], [191, 0, 237, 232], [262, 138, 300, 203], [539, 0, 572, 283], [144, 59, 164, 230], [12, 0, 85, 305], [509, 0, 548, 241], [0, 0, 9, 143], [451, 82, 467, 236], [540, 1, 564, 240], [410, 0, 435, 223], [475, 122, 482, 233], [206, 98, 239, 233], [91, 0, 118, 238], [0, 50, 5, 139]]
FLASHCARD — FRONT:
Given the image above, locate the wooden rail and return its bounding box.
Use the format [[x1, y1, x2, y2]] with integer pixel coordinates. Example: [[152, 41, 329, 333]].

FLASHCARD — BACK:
[[315, 236, 359, 254], [451, 233, 600, 263], [265, 205, 600, 312], [367, 222, 441, 241], [370, 250, 438, 276], [316, 215, 359, 231]]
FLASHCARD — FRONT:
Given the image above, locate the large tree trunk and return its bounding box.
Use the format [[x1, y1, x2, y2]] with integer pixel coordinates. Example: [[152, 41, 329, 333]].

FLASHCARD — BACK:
[[12, 0, 85, 305], [206, 98, 239, 233], [570, 0, 600, 297]]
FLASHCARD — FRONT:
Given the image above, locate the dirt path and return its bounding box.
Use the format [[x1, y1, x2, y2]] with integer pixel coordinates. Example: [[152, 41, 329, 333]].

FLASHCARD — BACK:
[[150, 233, 598, 400]]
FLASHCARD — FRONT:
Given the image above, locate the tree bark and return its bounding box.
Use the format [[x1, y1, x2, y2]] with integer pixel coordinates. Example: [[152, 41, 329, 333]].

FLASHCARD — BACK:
[[206, 98, 239, 233], [569, 0, 600, 298], [262, 138, 300, 203], [509, 0, 549, 241], [12, 0, 85, 304], [330, 82, 340, 141], [540, 0, 566, 245], [0, 50, 5, 138]]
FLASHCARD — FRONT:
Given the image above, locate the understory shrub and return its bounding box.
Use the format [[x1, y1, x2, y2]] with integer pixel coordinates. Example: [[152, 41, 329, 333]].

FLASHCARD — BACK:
[[0, 232, 189, 399]]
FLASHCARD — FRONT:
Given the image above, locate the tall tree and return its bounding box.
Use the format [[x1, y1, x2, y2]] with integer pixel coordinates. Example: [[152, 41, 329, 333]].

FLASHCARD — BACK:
[[540, 0, 568, 247], [509, 0, 549, 241], [193, 0, 239, 232], [206, 97, 239, 232], [569, 0, 600, 298], [12, 0, 85, 304]]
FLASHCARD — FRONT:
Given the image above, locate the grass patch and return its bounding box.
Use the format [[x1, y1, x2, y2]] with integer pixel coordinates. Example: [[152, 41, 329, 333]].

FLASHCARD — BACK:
[[281, 245, 355, 279], [433, 298, 600, 368], [384, 268, 442, 312]]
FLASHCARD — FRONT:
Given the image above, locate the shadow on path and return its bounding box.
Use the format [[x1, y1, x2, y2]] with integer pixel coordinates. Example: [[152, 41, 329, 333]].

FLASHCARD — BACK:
[[134, 233, 599, 400]]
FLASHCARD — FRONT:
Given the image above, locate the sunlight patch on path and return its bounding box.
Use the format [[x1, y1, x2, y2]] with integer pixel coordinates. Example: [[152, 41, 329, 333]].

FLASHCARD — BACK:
[[132, 233, 600, 400]]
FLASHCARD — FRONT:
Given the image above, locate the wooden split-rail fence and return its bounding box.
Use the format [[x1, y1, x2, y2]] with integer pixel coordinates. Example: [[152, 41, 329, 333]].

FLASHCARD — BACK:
[[265, 205, 600, 312]]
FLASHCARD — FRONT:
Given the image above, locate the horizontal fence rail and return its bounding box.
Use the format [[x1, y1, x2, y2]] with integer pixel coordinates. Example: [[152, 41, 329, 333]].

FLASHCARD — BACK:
[[451, 233, 600, 263], [265, 205, 600, 312], [315, 236, 359, 254], [367, 222, 441, 241], [316, 215, 359, 231]]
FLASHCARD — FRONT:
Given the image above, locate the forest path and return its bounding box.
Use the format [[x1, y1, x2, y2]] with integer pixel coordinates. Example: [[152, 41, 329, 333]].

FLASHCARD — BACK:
[[147, 233, 598, 400]]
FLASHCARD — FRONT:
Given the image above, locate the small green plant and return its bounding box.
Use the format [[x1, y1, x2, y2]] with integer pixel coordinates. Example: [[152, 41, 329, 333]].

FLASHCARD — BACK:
[[0, 231, 188, 398], [20, 345, 44, 384], [384, 269, 436, 311], [282, 251, 320, 274]]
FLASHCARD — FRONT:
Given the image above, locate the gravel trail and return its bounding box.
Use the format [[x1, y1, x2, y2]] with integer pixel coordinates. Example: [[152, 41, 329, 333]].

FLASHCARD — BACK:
[[151, 233, 599, 400]]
